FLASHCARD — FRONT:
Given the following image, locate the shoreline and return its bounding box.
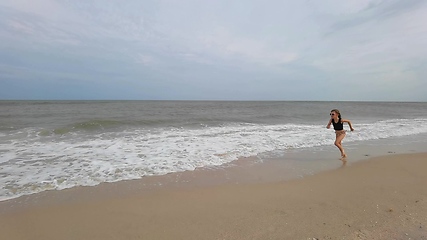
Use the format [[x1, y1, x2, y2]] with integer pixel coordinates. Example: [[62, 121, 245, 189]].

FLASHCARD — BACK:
[[1, 151, 427, 239], [1, 135, 426, 209]]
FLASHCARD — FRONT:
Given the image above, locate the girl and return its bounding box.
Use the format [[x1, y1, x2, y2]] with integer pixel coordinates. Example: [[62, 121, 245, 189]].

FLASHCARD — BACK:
[[326, 109, 354, 159]]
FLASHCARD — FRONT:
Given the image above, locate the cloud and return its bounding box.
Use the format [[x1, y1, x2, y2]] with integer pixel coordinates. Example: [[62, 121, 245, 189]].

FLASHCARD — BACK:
[[325, 0, 426, 33], [0, 0, 426, 101]]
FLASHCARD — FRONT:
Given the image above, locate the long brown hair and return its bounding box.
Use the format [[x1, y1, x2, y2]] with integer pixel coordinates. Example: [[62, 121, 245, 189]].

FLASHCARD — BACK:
[[331, 109, 342, 120]]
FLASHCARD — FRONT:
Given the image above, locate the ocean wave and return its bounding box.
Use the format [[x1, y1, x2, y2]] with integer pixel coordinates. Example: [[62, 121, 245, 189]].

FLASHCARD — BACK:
[[36, 118, 219, 136], [37, 119, 123, 135], [1, 118, 427, 201]]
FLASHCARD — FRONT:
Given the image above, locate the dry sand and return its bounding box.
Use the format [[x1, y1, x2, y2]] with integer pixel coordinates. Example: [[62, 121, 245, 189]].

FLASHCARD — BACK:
[[1, 153, 426, 240]]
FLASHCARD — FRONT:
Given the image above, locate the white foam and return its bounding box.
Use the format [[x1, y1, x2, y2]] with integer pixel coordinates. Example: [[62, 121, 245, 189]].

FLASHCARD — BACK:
[[1, 118, 427, 201]]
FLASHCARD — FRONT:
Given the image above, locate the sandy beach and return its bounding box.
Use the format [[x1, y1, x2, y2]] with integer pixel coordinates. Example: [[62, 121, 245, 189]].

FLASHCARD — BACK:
[[1, 152, 426, 240]]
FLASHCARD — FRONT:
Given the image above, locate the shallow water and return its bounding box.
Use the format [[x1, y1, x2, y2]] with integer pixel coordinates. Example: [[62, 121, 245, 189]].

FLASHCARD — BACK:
[[1, 100, 426, 200]]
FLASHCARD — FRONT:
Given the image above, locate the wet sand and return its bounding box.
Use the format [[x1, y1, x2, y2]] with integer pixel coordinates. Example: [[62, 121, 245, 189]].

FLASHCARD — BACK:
[[1, 153, 426, 240]]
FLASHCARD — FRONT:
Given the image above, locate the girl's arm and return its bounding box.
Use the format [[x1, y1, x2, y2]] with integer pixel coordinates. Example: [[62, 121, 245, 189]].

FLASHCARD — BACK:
[[326, 119, 332, 129], [342, 119, 354, 131]]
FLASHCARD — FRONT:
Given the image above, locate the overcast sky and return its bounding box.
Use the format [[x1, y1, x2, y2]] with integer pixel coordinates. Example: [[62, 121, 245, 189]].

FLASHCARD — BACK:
[[1, 0, 426, 101]]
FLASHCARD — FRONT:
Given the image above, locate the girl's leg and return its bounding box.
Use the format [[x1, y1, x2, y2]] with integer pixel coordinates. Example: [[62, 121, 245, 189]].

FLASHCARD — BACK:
[[334, 132, 347, 158]]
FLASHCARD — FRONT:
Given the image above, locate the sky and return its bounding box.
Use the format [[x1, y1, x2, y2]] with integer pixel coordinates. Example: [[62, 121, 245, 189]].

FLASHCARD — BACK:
[[0, 0, 426, 101]]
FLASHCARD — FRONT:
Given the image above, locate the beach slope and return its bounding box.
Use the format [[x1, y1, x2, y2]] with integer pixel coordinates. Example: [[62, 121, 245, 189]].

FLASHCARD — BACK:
[[1, 153, 426, 240]]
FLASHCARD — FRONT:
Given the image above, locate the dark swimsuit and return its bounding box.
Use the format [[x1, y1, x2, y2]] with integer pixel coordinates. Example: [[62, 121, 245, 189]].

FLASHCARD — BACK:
[[332, 118, 344, 131]]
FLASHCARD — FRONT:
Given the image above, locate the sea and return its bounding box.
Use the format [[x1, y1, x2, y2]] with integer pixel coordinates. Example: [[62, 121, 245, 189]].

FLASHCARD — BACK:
[[1, 101, 427, 201]]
